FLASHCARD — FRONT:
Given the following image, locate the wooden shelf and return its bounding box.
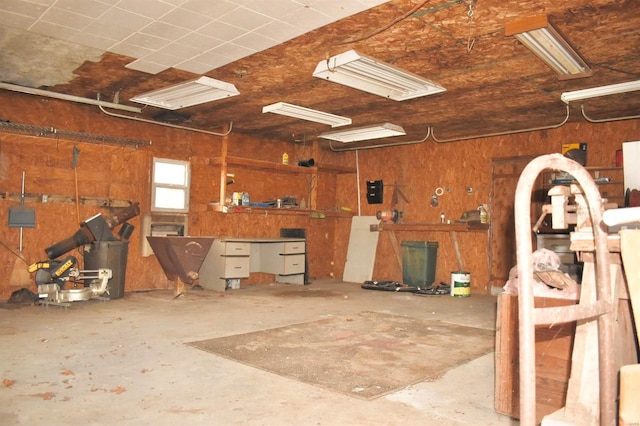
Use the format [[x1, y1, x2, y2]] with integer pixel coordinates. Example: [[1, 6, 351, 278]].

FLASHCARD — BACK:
[[210, 156, 355, 175], [540, 166, 624, 205], [211, 138, 357, 212], [372, 222, 489, 232], [208, 203, 354, 218]]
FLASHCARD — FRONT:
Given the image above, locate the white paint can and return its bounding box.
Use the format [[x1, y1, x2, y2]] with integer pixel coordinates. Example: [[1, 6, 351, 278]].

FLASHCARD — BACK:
[[451, 271, 471, 297]]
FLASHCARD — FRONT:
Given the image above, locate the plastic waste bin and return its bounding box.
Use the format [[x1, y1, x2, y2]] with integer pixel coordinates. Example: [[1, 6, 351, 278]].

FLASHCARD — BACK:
[[401, 241, 438, 287], [84, 241, 129, 299]]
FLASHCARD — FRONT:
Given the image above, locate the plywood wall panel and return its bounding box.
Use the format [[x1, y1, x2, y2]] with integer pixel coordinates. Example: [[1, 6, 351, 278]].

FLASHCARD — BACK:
[[0, 92, 638, 299]]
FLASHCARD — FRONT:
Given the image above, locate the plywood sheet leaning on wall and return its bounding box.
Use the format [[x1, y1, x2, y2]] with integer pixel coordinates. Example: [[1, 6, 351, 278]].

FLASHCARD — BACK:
[[343, 216, 380, 283]]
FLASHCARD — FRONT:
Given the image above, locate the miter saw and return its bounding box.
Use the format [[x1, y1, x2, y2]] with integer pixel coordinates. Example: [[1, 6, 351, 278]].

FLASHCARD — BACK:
[[29, 203, 140, 306]]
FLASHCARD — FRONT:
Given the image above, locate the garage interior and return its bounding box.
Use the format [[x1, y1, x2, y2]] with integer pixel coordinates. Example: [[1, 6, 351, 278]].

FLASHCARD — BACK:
[[0, 0, 639, 425]]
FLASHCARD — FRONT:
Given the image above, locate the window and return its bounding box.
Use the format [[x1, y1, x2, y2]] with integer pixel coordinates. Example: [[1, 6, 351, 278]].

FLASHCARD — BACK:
[[151, 158, 190, 213]]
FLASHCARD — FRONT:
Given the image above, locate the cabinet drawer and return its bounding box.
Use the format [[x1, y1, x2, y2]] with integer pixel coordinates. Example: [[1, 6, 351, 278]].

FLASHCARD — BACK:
[[281, 254, 305, 275], [282, 241, 305, 254], [222, 257, 250, 278], [222, 242, 251, 256]]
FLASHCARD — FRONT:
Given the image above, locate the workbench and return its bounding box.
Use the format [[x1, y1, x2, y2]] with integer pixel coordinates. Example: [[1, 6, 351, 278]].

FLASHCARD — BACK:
[[370, 222, 489, 279]]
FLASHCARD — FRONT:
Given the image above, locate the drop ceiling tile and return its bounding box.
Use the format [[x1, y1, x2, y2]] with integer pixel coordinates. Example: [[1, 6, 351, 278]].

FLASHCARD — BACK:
[[121, 32, 168, 50], [208, 42, 255, 61], [84, 8, 152, 40], [198, 20, 245, 40], [279, 6, 334, 30], [357, 0, 390, 6], [254, 21, 306, 43], [192, 50, 235, 67], [30, 20, 80, 40], [53, 0, 111, 19], [243, 0, 303, 19], [125, 59, 169, 74], [160, 0, 189, 6], [0, 10, 38, 29], [159, 7, 212, 31], [70, 31, 117, 50], [218, 7, 272, 32], [158, 42, 202, 59], [140, 49, 184, 67], [173, 58, 215, 74], [181, 0, 238, 19], [140, 21, 190, 40], [232, 32, 277, 52], [100, 7, 154, 33], [114, 0, 175, 20], [40, 7, 94, 31], [176, 32, 224, 52], [0, 0, 47, 20], [307, 0, 376, 19], [22, 0, 56, 6], [109, 42, 154, 59]]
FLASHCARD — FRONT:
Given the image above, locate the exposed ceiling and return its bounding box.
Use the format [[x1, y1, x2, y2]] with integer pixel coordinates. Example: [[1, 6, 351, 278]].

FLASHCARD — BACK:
[[1, 0, 639, 147]]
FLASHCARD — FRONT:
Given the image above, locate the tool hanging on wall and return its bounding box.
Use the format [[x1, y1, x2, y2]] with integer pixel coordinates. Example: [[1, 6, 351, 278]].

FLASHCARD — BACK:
[[389, 183, 409, 208], [376, 209, 402, 223], [430, 187, 445, 207], [7, 170, 36, 286]]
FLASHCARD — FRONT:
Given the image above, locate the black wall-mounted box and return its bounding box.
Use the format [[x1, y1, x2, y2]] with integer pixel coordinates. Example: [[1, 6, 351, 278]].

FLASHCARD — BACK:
[[366, 180, 383, 204]]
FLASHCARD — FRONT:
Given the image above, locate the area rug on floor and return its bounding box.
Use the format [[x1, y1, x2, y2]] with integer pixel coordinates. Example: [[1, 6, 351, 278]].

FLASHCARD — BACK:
[[187, 311, 494, 400]]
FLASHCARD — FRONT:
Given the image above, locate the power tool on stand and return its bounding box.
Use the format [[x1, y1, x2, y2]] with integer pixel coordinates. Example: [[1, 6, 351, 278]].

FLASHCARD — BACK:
[[29, 202, 140, 306]]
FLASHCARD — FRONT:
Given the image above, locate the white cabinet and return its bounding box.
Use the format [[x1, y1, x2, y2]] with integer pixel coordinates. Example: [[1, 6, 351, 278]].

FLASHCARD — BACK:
[[199, 237, 306, 291], [199, 240, 250, 291], [251, 241, 306, 285]]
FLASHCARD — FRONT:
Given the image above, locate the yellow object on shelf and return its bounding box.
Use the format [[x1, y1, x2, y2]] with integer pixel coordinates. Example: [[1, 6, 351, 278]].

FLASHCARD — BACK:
[[282, 152, 289, 165]]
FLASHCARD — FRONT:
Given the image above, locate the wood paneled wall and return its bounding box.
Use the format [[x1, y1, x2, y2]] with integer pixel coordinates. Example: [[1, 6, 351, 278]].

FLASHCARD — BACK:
[[0, 91, 637, 299]]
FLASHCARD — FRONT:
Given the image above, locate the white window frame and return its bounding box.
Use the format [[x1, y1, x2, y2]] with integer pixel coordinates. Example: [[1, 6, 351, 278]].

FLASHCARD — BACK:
[[151, 157, 190, 213]]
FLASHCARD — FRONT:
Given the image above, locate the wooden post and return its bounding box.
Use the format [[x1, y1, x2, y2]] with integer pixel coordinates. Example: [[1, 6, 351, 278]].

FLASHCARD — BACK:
[[218, 123, 229, 206]]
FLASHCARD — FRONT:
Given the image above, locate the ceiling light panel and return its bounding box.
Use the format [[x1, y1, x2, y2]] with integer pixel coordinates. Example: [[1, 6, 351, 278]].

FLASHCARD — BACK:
[[313, 50, 446, 101], [318, 123, 406, 143], [130, 76, 239, 110], [262, 102, 352, 127], [505, 15, 592, 79], [561, 80, 640, 104]]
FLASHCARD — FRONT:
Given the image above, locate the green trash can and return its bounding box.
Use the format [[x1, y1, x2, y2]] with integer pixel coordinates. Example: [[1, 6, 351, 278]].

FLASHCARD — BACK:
[[401, 241, 438, 287], [84, 241, 129, 299]]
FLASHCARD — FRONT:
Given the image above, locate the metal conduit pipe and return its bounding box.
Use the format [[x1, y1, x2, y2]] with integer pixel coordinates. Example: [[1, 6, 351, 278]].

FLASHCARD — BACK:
[[431, 104, 571, 143], [0, 82, 142, 113], [328, 127, 431, 152], [327, 105, 570, 151], [580, 103, 640, 123], [98, 103, 233, 137], [514, 154, 614, 426]]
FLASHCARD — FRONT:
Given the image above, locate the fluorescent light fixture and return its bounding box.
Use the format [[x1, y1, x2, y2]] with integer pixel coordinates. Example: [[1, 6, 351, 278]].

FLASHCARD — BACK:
[[561, 80, 640, 104], [505, 15, 592, 79], [130, 76, 239, 110], [262, 102, 351, 127], [312, 50, 446, 101], [318, 123, 406, 143]]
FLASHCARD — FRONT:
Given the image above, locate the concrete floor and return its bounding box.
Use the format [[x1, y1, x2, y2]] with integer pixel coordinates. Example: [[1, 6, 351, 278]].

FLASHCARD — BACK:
[[0, 280, 517, 426]]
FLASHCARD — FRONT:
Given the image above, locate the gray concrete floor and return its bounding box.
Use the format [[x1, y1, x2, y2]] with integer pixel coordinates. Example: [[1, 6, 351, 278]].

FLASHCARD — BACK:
[[0, 280, 517, 426]]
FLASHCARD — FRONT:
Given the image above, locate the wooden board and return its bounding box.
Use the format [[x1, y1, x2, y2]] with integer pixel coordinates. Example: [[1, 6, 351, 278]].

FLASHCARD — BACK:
[[494, 293, 577, 423], [342, 216, 380, 283]]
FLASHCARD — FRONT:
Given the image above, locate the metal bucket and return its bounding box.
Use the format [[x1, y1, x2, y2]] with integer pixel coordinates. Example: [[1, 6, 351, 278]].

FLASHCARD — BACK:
[[450, 271, 471, 297]]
